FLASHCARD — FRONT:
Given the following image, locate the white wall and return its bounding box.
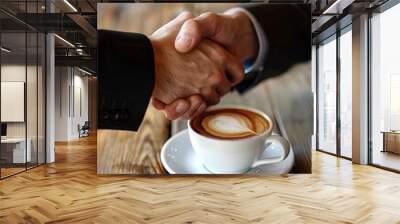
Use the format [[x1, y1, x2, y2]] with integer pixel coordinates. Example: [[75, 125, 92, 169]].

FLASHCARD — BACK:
[[55, 67, 69, 141], [55, 67, 89, 141], [1, 65, 37, 138], [72, 73, 89, 138], [1, 63, 46, 164]]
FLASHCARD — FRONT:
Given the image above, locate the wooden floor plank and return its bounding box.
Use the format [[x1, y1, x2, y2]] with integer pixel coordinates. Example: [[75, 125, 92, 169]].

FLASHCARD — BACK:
[[1, 135, 400, 223]]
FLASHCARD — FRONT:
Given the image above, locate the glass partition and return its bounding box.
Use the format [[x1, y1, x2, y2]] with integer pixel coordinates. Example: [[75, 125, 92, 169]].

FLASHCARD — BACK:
[[0, 2, 46, 179], [317, 36, 337, 154], [1, 31, 28, 177]]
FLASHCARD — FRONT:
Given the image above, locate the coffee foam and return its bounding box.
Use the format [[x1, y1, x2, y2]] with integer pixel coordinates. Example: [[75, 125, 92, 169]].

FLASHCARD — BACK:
[[191, 108, 269, 140], [201, 113, 255, 138]]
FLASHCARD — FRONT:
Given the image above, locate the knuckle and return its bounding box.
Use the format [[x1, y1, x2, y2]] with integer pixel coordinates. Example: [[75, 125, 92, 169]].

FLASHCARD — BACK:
[[186, 19, 200, 32], [219, 52, 227, 62], [213, 46, 224, 57], [201, 12, 217, 21], [191, 95, 202, 105], [211, 72, 224, 85], [213, 47, 227, 63], [184, 18, 194, 25], [179, 11, 194, 20]]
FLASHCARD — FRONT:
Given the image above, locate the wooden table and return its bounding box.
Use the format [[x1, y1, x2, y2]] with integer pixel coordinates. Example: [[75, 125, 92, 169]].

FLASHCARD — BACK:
[[98, 63, 312, 174]]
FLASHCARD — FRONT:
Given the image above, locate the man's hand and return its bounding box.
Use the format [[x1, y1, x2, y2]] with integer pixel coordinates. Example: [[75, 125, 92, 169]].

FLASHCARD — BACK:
[[175, 9, 258, 63], [159, 9, 258, 120], [150, 12, 244, 112]]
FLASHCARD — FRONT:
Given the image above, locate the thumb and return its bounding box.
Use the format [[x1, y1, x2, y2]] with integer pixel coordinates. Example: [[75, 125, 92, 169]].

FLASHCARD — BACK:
[[175, 13, 219, 53]]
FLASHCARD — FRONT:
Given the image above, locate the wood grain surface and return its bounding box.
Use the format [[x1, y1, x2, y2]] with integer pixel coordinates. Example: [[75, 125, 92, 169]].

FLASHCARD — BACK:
[[97, 106, 169, 174], [265, 63, 312, 173], [1, 135, 400, 223]]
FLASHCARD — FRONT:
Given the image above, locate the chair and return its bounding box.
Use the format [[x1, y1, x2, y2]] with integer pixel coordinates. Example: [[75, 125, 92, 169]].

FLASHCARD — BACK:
[[79, 121, 90, 138]]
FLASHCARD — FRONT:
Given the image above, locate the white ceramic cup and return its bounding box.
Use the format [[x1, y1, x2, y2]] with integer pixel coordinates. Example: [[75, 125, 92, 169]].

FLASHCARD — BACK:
[[188, 105, 290, 174]]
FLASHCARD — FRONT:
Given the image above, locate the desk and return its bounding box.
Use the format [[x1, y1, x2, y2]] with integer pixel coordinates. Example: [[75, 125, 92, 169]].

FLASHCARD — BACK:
[[381, 131, 400, 154], [1, 138, 31, 164]]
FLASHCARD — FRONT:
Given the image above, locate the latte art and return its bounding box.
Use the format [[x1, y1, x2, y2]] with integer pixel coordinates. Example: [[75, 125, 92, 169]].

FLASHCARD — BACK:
[[201, 113, 256, 138], [191, 108, 269, 139]]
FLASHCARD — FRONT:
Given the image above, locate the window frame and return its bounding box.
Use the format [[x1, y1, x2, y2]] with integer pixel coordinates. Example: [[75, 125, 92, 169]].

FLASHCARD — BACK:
[[367, 0, 400, 173], [315, 23, 353, 161], [0, 0, 47, 179]]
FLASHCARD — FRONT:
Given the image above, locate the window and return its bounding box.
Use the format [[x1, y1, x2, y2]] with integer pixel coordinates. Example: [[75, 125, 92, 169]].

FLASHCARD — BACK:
[[339, 28, 352, 158], [316, 25, 353, 159], [370, 2, 400, 171], [317, 36, 337, 154]]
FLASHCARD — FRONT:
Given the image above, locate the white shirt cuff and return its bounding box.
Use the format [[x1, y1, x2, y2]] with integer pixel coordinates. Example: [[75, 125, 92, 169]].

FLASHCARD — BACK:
[[226, 7, 268, 74]]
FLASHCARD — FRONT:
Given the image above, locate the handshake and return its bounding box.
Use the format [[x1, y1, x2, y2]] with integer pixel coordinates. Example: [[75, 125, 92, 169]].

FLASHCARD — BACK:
[[149, 9, 258, 120]]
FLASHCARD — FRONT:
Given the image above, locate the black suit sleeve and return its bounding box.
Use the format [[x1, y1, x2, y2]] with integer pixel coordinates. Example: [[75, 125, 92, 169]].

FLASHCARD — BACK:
[[237, 4, 311, 92], [98, 30, 155, 131]]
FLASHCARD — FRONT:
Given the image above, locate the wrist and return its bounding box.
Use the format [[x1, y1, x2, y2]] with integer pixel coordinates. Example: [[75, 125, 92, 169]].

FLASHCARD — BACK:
[[149, 37, 164, 96]]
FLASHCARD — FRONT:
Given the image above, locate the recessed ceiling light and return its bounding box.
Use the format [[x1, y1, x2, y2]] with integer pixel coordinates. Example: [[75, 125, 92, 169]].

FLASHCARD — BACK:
[[54, 34, 75, 48], [63, 0, 78, 12], [77, 67, 93, 76], [323, 0, 354, 15]]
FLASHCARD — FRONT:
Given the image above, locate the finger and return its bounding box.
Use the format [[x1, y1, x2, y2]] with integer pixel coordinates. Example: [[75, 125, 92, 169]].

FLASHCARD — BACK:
[[163, 99, 190, 120], [175, 12, 220, 53], [159, 11, 194, 33], [215, 75, 231, 96], [192, 102, 207, 118], [200, 87, 220, 106], [152, 98, 166, 110], [175, 19, 199, 53], [225, 53, 245, 86], [180, 95, 203, 120], [197, 39, 226, 71], [197, 40, 238, 95]]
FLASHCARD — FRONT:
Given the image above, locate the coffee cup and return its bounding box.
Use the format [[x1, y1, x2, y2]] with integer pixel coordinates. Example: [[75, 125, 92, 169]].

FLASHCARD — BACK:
[[188, 105, 290, 174]]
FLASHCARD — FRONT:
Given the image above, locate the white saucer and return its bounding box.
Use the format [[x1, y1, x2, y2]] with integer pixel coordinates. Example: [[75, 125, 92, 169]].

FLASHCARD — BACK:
[[161, 130, 294, 175]]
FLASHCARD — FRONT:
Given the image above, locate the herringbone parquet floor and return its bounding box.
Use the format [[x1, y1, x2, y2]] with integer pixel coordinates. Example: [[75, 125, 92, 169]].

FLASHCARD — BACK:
[[1, 135, 400, 224]]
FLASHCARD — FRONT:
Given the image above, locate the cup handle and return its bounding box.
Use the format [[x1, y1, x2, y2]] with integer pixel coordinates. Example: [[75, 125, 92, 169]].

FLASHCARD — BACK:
[[251, 135, 290, 168]]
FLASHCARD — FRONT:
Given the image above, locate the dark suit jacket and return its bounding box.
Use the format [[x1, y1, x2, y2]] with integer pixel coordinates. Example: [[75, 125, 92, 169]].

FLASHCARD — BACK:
[[98, 4, 311, 131], [98, 31, 155, 131], [237, 4, 311, 92]]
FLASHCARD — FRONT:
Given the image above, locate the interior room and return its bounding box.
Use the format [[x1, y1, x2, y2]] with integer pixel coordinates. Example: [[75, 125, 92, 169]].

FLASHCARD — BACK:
[[0, 16, 46, 178], [1, 0, 400, 223], [0, 0, 96, 179]]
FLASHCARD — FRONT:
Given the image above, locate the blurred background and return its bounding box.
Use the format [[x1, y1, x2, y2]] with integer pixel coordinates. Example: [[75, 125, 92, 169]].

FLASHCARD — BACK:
[[98, 3, 238, 34]]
